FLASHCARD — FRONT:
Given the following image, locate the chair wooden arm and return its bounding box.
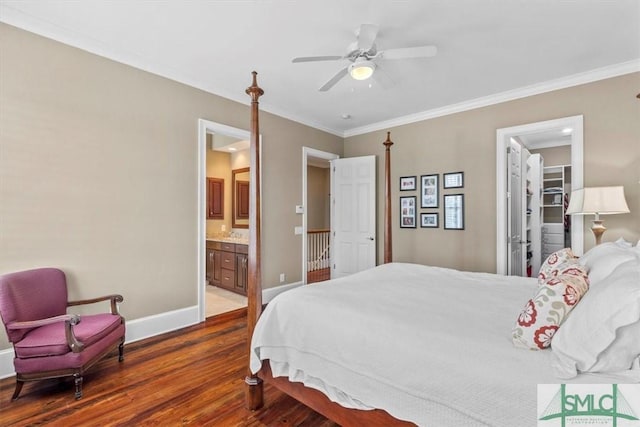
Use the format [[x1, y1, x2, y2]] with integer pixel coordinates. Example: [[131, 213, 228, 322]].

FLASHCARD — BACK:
[[9, 314, 84, 353], [7, 314, 79, 330], [64, 316, 84, 353], [68, 294, 124, 315]]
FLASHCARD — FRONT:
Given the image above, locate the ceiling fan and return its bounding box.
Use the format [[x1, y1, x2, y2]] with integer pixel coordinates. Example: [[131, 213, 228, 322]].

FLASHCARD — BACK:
[[292, 24, 437, 92]]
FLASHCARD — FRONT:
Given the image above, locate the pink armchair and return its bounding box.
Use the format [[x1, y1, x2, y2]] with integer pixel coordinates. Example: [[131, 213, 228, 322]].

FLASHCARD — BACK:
[[0, 268, 125, 400]]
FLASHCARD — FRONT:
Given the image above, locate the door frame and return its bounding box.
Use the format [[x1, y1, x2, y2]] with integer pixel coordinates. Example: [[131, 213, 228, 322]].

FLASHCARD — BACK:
[[301, 147, 339, 284], [197, 119, 256, 321], [496, 115, 584, 275]]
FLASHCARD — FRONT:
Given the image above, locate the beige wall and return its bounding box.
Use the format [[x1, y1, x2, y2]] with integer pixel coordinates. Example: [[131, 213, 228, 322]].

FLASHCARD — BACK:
[[531, 145, 571, 167], [345, 72, 640, 272], [0, 23, 343, 349]]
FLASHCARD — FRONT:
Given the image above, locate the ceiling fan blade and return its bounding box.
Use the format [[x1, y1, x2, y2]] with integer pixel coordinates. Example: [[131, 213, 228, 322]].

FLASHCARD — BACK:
[[319, 66, 349, 92], [357, 24, 379, 51], [292, 55, 343, 63], [380, 45, 437, 60]]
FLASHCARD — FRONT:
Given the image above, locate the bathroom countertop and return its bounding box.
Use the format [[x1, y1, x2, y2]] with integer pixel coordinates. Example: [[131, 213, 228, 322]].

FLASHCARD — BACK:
[[206, 237, 249, 245]]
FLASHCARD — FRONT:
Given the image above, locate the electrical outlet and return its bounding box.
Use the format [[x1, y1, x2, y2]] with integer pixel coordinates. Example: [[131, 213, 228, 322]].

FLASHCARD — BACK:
[[279, 273, 286, 283]]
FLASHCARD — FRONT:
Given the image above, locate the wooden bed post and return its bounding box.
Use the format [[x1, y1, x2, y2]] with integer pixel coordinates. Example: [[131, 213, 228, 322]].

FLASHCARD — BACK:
[[245, 71, 264, 410], [383, 132, 393, 264]]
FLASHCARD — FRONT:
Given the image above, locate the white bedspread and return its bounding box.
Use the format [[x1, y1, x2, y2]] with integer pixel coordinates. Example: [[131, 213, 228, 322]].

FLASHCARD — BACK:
[[250, 262, 640, 426]]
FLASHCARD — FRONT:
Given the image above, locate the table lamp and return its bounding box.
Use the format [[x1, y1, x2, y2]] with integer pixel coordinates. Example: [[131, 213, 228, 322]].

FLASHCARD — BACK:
[[565, 186, 630, 245]]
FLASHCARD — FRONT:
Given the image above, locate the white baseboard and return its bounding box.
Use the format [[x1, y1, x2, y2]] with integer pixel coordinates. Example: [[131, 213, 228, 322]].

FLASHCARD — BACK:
[[124, 305, 199, 344], [0, 349, 14, 380], [0, 305, 200, 379]]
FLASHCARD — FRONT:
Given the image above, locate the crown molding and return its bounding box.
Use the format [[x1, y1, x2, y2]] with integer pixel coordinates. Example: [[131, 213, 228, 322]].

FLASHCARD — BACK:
[[343, 60, 640, 138]]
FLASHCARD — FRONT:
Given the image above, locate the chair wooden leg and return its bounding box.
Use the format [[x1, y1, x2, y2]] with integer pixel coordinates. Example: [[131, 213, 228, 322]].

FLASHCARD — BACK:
[[118, 341, 124, 362], [73, 374, 83, 400], [11, 380, 24, 401]]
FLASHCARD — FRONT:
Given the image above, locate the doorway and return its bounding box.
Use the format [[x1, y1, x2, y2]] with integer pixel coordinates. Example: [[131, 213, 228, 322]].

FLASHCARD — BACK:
[[496, 115, 584, 275], [198, 119, 256, 321], [302, 147, 339, 284]]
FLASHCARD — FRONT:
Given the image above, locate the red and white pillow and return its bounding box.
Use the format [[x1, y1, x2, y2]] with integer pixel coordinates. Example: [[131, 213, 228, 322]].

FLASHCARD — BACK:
[[513, 252, 589, 350], [537, 248, 581, 284]]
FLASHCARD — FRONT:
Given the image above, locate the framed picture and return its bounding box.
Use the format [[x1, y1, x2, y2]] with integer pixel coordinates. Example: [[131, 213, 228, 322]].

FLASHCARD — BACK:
[[444, 194, 464, 230], [420, 212, 439, 228], [399, 176, 416, 191], [443, 171, 464, 189], [420, 174, 439, 208], [400, 196, 416, 228]]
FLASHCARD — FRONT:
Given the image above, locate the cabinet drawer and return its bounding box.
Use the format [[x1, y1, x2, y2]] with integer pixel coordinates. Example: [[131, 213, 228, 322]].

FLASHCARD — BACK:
[[235, 244, 248, 254], [221, 243, 235, 252], [221, 252, 236, 270], [221, 268, 235, 288], [206, 240, 222, 250]]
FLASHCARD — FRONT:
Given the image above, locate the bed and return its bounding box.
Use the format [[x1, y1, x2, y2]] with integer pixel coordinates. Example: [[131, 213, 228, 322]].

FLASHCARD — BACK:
[[242, 72, 640, 426]]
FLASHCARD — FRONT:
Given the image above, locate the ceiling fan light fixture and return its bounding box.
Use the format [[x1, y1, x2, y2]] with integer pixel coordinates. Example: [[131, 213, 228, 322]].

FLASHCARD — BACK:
[[349, 60, 375, 80]]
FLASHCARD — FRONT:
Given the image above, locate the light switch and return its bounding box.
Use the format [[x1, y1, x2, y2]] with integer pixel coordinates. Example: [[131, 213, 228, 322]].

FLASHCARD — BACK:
[[294, 226, 302, 235], [295, 205, 304, 214]]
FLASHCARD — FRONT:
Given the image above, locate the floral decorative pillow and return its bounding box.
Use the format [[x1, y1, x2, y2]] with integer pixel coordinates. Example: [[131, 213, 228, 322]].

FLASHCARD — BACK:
[[513, 268, 589, 350], [538, 248, 579, 284]]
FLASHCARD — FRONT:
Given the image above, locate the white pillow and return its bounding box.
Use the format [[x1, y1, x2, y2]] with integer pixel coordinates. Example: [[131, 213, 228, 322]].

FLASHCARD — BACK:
[[588, 321, 640, 373], [551, 256, 640, 378], [578, 242, 636, 285], [615, 237, 633, 248]]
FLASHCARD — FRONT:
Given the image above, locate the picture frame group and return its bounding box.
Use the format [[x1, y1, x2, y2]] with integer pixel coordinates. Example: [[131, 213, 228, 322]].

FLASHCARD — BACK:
[[398, 171, 465, 230]]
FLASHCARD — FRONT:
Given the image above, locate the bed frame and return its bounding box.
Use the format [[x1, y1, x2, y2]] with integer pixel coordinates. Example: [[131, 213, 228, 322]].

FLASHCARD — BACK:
[[243, 72, 409, 426]]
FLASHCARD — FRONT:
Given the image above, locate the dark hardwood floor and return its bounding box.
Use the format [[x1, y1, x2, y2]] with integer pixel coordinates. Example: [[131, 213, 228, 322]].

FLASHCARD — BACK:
[[0, 309, 339, 426]]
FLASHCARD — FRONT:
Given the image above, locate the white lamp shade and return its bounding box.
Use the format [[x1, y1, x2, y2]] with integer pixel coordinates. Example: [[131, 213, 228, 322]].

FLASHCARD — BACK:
[[565, 186, 630, 216]]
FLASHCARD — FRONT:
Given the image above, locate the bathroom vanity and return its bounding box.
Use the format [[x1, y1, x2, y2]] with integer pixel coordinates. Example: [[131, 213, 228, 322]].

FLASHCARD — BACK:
[[206, 239, 248, 296]]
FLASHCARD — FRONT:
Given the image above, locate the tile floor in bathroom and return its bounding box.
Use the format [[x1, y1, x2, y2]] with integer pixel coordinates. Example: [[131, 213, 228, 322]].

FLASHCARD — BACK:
[[205, 285, 247, 317]]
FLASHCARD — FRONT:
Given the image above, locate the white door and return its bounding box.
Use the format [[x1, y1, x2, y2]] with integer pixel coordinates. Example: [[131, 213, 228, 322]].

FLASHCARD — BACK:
[[507, 139, 527, 276], [331, 156, 376, 279]]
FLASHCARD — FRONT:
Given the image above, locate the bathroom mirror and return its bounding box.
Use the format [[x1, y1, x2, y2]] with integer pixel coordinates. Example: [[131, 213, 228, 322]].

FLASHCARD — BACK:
[[232, 167, 250, 228]]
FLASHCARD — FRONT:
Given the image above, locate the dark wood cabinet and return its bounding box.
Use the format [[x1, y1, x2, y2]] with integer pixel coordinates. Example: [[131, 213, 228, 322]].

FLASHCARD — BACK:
[[205, 241, 247, 296], [206, 241, 222, 287], [235, 245, 248, 294], [206, 178, 224, 220]]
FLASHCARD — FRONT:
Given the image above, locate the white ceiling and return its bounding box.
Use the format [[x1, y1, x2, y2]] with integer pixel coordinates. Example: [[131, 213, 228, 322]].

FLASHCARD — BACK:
[[1, 1, 639, 137]]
